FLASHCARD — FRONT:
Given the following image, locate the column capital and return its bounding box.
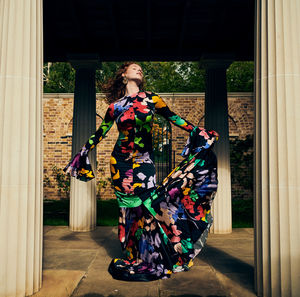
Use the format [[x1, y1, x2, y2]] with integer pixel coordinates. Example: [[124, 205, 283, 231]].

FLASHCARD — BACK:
[[199, 54, 234, 70], [67, 53, 102, 70]]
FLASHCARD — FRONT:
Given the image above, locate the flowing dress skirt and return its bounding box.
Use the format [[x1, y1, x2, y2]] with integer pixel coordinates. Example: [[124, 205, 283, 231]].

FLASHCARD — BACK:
[[109, 129, 218, 281]]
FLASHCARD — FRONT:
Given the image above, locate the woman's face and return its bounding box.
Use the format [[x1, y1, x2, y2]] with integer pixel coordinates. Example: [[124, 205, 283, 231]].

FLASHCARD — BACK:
[[122, 63, 143, 83]]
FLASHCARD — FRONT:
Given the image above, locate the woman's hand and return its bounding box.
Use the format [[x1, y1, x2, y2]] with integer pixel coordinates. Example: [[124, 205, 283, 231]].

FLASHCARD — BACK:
[[64, 146, 89, 177]]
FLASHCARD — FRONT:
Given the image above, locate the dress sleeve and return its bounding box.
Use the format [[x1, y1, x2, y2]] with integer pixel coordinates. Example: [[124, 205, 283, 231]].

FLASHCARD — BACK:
[[152, 92, 195, 133], [82, 102, 115, 152], [63, 102, 115, 181]]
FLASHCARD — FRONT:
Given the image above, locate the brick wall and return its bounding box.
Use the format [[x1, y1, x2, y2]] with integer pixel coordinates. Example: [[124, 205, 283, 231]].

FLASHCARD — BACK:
[[43, 92, 254, 200]]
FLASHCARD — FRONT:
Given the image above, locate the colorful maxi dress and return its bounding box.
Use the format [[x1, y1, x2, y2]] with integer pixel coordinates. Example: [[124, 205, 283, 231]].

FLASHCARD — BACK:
[[64, 90, 218, 281]]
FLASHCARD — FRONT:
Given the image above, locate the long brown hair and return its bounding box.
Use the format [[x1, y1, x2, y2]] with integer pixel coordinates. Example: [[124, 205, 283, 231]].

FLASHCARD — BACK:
[[101, 61, 146, 104]]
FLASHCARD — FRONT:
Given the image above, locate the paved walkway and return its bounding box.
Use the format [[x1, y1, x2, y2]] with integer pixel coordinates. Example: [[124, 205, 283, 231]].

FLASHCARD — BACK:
[[31, 226, 256, 297]]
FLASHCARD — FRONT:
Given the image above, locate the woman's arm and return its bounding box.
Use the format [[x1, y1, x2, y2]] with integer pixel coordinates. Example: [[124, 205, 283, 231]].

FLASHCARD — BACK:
[[152, 92, 195, 132], [82, 102, 115, 152], [64, 102, 115, 180]]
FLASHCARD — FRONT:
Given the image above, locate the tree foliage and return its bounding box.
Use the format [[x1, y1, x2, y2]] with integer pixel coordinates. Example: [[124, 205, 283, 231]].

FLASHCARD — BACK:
[[43, 61, 254, 94], [226, 61, 254, 92], [43, 62, 75, 93]]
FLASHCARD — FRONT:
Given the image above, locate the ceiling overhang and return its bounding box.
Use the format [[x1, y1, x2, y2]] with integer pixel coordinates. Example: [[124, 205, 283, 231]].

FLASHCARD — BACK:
[[44, 0, 254, 62]]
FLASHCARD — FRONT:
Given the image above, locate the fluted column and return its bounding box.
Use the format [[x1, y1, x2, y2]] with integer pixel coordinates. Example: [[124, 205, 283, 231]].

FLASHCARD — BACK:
[[254, 0, 300, 296], [0, 0, 43, 296], [69, 62, 98, 231], [201, 59, 233, 234]]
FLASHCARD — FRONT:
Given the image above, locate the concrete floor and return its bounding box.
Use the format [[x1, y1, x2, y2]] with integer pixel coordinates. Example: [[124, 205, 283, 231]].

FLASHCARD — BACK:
[[31, 226, 256, 297]]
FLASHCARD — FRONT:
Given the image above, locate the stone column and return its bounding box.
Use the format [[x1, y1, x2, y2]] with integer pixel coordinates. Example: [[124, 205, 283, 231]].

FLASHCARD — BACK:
[[0, 0, 43, 296], [69, 61, 98, 231], [254, 0, 300, 296], [200, 59, 233, 234]]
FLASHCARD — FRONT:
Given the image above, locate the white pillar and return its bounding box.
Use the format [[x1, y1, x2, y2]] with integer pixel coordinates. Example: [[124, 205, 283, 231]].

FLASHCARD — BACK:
[[254, 0, 300, 296], [69, 63, 97, 231], [0, 0, 43, 296], [201, 59, 233, 234]]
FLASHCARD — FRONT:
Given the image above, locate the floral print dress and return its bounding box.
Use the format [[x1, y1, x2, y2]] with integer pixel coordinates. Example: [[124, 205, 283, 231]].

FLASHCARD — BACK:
[[64, 90, 218, 281]]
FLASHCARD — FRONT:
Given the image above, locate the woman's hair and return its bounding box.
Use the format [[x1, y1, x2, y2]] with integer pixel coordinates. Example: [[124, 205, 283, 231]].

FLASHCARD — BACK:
[[101, 61, 146, 104]]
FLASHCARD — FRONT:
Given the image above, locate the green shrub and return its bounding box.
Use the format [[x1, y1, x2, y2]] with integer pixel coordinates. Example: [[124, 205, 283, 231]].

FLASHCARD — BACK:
[[230, 135, 253, 200], [52, 165, 70, 198]]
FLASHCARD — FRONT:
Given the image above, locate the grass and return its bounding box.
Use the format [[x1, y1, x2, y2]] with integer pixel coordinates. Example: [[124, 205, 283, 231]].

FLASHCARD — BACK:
[[43, 198, 254, 227], [96, 199, 119, 226], [44, 199, 69, 226], [232, 199, 253, 228], [43, 199, 119, 226]]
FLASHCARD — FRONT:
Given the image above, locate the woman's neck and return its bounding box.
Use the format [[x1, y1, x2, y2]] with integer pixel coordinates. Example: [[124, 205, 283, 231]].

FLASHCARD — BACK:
[[124, 81, 140, 96]]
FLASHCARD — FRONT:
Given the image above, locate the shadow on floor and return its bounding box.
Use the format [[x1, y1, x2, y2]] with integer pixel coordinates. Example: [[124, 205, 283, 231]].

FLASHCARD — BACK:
[[201, 244, 254, 292], [78, 294, 122, 297], [86, 227, 254, 294], [74, 293, 215, 297]]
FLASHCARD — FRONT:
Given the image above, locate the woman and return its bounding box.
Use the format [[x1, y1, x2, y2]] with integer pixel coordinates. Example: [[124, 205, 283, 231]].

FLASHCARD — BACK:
[[64, 62, 218, 281]]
